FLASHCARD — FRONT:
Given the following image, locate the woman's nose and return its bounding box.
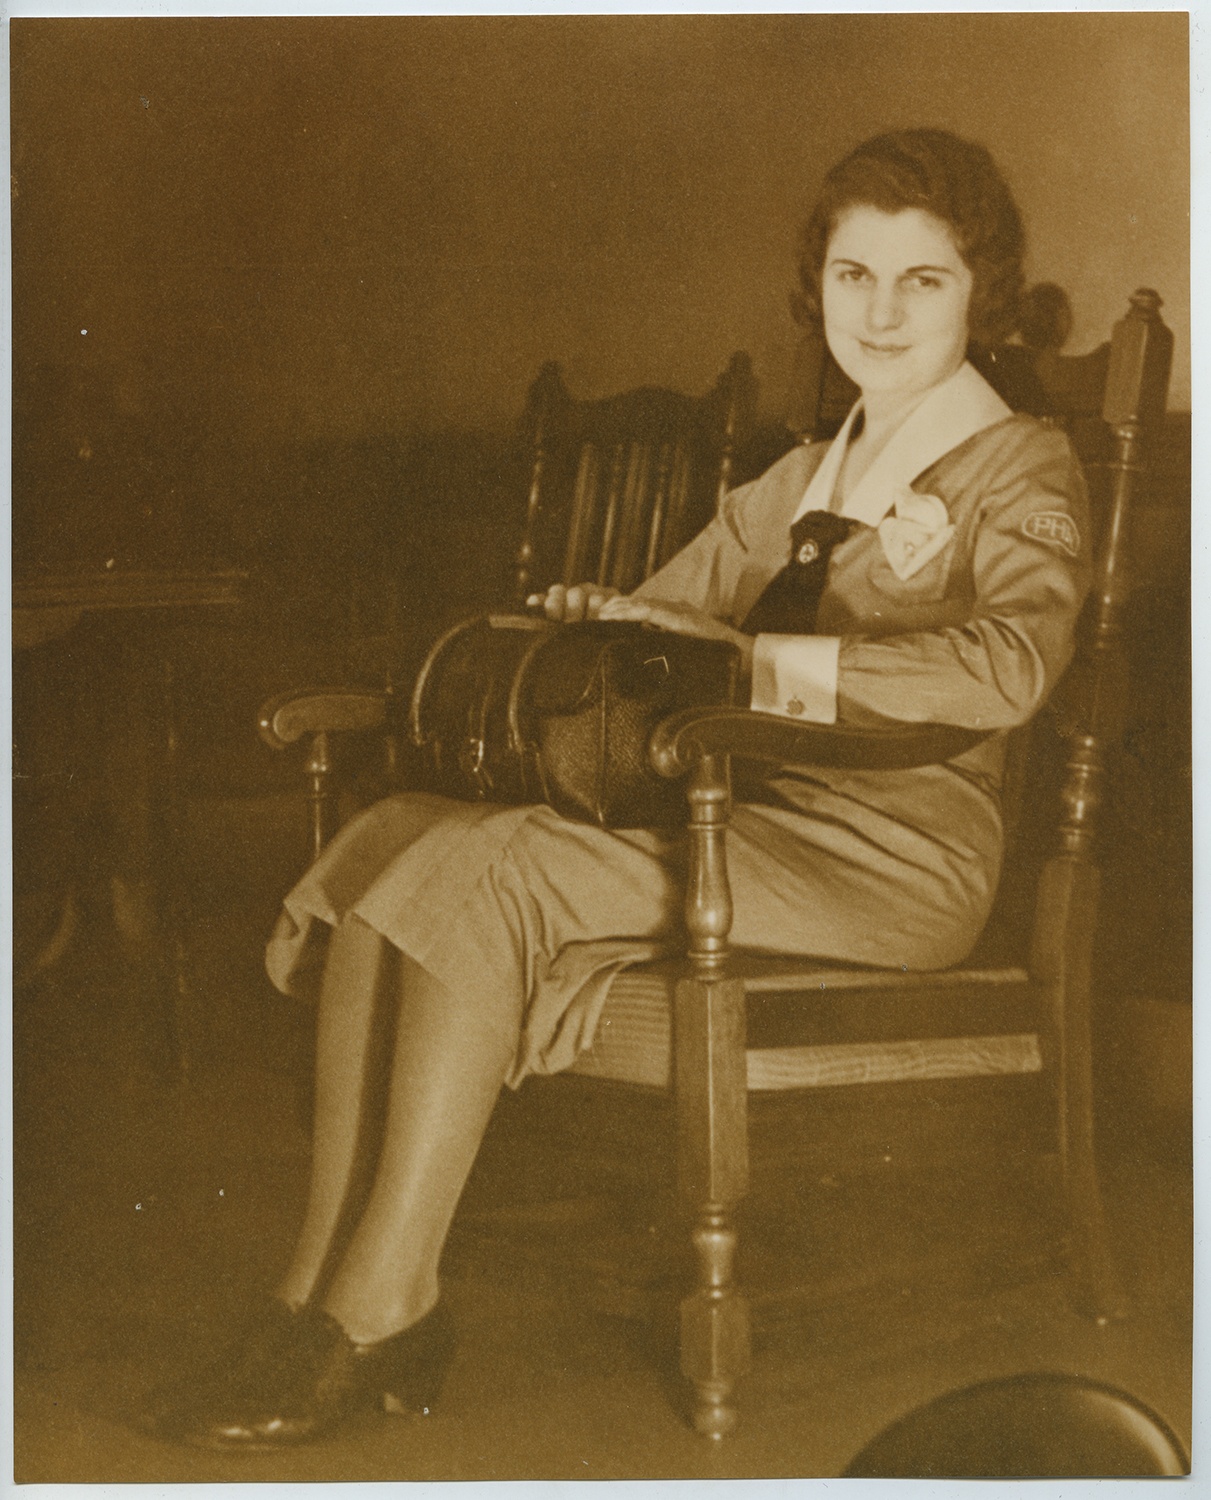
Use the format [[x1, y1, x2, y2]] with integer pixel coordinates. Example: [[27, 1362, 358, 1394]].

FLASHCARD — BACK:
[[865, 283, 904, 332]]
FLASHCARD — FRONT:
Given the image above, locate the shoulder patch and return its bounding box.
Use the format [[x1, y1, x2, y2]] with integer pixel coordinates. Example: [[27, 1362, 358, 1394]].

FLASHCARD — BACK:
[[1022, 511, 1081, 558]]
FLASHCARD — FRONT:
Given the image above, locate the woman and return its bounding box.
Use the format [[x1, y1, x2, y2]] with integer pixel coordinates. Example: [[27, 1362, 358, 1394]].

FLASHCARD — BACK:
[[150, 128, 1090, 1447]]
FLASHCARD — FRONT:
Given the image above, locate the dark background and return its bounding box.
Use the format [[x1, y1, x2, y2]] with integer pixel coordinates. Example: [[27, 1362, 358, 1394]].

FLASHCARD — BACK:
[[12, 14, 1190, 578]]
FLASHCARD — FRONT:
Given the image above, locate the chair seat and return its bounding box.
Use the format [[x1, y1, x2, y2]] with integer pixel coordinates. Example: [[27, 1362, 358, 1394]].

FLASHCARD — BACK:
[[567, 957, 1041, 1091]]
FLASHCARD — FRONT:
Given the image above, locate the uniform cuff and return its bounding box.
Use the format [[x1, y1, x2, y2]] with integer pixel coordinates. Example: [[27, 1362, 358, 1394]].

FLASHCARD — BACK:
[[750, 635, 840, 723]]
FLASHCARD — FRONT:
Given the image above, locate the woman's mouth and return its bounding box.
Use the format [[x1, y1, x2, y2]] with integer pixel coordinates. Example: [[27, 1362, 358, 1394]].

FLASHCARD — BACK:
[[859, 340, 911, 358]]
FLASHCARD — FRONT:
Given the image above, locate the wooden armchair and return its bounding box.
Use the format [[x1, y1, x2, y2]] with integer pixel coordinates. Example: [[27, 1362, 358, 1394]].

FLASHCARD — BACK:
[[259, 297, 1173, 1438]]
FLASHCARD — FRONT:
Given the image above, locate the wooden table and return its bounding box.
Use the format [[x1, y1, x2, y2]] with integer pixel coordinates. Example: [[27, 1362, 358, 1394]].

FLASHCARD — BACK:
[[14, 568, 247, 1071]]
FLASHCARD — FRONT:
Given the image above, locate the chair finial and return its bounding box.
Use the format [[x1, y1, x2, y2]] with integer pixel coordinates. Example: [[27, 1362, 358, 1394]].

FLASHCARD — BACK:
[[1104, 289, 1172, 428], [1129, 287, 1163, 317]]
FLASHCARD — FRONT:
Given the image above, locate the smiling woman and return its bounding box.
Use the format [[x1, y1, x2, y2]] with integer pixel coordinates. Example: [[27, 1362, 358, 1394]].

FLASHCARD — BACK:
[[147, 128, 1096, 1450], [796, 130, 1025, 492], [822, 207, 973, 422]]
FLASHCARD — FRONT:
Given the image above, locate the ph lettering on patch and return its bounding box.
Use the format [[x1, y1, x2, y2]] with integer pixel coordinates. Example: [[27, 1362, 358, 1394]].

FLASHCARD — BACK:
[[1022, 511, 1081, 558]]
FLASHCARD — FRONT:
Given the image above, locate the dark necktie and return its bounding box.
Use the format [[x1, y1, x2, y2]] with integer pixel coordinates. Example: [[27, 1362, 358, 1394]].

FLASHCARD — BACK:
[[740, 510, 856, 636]]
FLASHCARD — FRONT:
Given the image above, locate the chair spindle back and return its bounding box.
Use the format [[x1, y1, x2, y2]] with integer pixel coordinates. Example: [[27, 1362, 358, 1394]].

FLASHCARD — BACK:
[[512, 353, 757, 606]]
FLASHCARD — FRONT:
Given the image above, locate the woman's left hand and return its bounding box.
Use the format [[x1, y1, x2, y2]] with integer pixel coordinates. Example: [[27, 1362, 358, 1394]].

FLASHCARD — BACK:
[[598, 595, 754, 674]]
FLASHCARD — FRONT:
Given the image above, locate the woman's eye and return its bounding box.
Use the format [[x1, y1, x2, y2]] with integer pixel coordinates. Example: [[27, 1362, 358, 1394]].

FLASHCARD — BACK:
[[837, 267, 868, 284], [906, 274, 943, 291]]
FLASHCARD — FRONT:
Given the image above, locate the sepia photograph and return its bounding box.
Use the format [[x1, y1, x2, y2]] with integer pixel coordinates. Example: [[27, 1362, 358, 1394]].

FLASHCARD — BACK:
[[9, 9, 1192, 1483]]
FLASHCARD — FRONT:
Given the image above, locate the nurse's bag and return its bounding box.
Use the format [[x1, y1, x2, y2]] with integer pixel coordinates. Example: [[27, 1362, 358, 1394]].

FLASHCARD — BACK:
[[408, 614, 739, 829]]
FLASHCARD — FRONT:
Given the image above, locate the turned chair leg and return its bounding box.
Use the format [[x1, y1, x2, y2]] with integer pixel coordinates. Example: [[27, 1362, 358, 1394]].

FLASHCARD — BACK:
[[1062, 1065, 1127, 1324], [1035, 855, 1127, 1322], [1058, 943, 1127, 1322], [675, 972, 750, 1437], [674, 754, 751, 1438]]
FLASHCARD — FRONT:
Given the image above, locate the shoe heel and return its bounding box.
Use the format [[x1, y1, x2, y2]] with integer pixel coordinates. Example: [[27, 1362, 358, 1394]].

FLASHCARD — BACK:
[[377, 1307, 456, 1417], [382, 1379, 444, 1418]]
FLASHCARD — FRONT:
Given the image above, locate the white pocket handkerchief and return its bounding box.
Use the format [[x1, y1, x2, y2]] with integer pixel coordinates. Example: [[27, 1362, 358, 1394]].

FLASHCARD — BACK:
[[877, 487, 955, 581]]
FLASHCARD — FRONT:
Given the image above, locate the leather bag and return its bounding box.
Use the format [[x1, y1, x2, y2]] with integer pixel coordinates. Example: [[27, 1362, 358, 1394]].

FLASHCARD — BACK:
[[409, 614, 740, 828]]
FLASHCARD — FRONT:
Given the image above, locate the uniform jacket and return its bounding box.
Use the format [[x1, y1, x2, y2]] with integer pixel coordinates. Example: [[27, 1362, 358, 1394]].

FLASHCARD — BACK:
[[635, 360, 1093, 805]]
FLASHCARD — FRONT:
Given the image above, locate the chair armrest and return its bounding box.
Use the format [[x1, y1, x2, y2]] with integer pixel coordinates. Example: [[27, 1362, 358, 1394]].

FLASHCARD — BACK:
[[258, 686, 390, 750], [650, 704, 989, 778]]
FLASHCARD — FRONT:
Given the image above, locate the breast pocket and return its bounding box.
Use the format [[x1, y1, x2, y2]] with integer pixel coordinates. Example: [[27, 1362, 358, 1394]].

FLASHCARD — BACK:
[[865, 534, 955, 605]]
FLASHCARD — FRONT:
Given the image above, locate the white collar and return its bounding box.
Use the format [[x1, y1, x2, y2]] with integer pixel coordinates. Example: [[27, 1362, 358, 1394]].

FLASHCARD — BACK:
[[792, 360, 1014, 527]]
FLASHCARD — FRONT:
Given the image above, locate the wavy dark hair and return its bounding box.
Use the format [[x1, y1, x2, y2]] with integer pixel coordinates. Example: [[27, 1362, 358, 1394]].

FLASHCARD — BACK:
[[793, 129, 1027, 348]]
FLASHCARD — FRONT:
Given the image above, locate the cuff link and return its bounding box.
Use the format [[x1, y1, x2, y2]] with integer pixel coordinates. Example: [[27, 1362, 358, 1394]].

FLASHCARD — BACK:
[[786, 698, 805, 716]]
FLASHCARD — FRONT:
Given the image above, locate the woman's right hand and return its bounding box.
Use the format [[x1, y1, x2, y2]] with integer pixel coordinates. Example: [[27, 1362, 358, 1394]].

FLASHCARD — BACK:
[[526, 583, 621, 622]]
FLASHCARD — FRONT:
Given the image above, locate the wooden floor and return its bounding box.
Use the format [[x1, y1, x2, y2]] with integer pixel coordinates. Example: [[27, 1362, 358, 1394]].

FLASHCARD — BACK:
[[12, 857, 1193, 1483]]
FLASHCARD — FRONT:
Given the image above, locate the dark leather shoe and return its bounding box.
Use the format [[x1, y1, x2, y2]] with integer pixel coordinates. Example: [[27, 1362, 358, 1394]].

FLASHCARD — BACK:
[[141, 1295, 305, 1437], [170, 1302, 456, 1449]]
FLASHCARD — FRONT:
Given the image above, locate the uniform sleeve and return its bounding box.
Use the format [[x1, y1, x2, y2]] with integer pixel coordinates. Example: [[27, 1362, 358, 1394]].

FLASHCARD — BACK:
[[628, 475, 763, 618], [831, 438, 1092, 731]]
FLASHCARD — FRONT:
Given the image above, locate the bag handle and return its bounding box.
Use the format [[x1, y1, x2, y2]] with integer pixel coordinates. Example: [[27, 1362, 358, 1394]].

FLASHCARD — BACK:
[[506, 629, 560, 756], [409, 613, 548, 747]]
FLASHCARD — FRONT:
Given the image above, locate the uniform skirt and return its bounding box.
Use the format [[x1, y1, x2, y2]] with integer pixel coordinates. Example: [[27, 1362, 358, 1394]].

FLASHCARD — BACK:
[[266, 767, 1002, 1089]]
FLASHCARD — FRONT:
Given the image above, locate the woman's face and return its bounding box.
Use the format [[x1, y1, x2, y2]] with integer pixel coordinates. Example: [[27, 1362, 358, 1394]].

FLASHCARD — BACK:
[[821, 205, 974, 406]]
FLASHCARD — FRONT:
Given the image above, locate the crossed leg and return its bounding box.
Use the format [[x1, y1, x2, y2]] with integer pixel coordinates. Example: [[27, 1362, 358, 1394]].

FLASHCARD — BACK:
[[273, 913, 521, 1343]]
